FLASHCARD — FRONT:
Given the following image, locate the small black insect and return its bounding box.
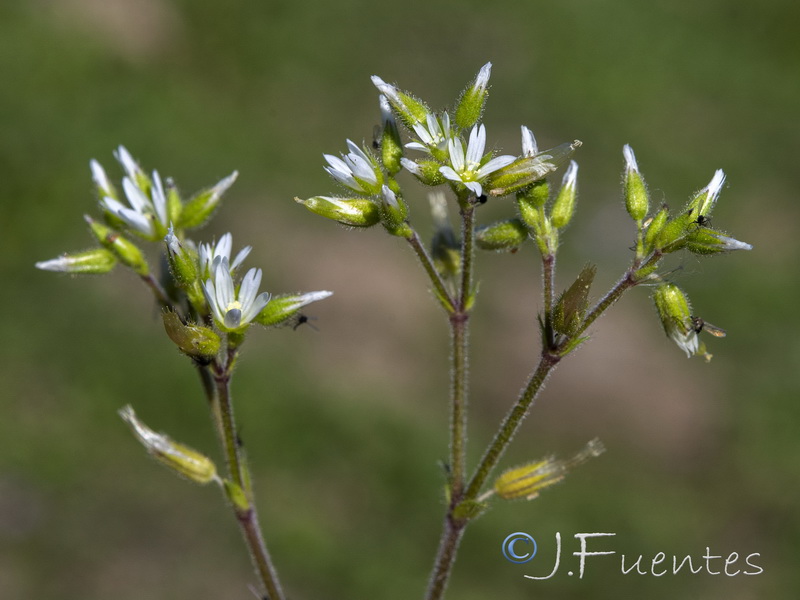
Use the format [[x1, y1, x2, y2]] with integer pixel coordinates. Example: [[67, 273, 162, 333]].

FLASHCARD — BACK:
[[687, 209, 711, 228], [292, 314, 319, 331], [690, 316, 726, 337]]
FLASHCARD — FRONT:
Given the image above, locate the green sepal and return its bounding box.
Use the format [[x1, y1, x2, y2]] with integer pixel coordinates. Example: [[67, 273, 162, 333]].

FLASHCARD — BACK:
[[452, 498, 489, 521], [295, 196, 381, 228], [454, 63, 491, 130], [475, 218, 529, 251], [550, 161, 578, 229], [178, 171, 238, 230], [35, 247, 118, 274], [86, 215, 149, 275], [409, 159, 448, 186], [657, 213, 693, 253], [624, 169, 649, 222], [486, 142, 580, 197], [643, 207, 669, 252], [166, 181, 183, 226], [162, 311, 221, 359]]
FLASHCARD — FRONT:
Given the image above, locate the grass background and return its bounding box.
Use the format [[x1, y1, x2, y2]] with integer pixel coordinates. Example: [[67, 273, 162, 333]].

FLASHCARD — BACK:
[[2, 0, 799, 598]]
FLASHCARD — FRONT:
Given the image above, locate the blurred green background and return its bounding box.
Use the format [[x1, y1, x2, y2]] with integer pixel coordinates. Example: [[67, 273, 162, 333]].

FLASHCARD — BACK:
[[2, 0, 799, 598]]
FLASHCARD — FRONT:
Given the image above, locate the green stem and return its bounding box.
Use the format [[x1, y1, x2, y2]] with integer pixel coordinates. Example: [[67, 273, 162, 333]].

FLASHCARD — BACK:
[[424, 200, 477, 600], [140, 272, 172, 309], [542, 252, 556, 347], [424, 516, 467, 600], [406, 230, 456, 313], [578, 251, 660, 336], [465, 352, 559, 500], [211, 348, 286, 600]]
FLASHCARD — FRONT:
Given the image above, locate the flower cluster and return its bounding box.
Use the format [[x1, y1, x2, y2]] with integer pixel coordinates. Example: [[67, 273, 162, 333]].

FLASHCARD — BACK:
[[296, 63, 580, 239], [37, 147, 332, 338]]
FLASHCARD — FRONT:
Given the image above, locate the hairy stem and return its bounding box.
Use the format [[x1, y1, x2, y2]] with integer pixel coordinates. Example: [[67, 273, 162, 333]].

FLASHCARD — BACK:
[[406, 230, 456, 313], [465, 352, 559, 499], [425, 516, 467, 600], [211, 350, 286, 600]]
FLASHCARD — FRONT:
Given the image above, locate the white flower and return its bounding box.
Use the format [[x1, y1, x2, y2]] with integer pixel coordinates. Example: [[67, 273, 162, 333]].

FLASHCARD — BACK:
[[520, 126, 539, 157], [622, 144, 640, 173], [202, 257, 271, 331], [323, 140, 381, 194], [473, 62, 492, 95], [671, 325, 700, 358], [695, 169, 726, 216], [198, 232, 251, 278], [439, 124, 515, 196], [99, 164, 169, 240], [406, 112, 451, 154]]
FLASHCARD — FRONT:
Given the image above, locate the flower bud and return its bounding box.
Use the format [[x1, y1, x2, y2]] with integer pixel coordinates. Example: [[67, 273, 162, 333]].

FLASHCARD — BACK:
[[493, 439, 605, 501], [685, 169, 725, 219], [475, 218, 529, 252], [643, 205, 669, 252], [119, 405, 220, 485], [622, 145, 649, 222], [35, 248, 118, 274], [85, 215, 149, 275], [164, 227, 199, 287], [454, 62, 492, 130], [550, 160, 578, 229], [165, 177, 183, 226], [400, 158, 447, 186], [371, 76, 430, 128], [379, 185, 412, 237], [516, 180, 549, 230], [378, 95, 404, 175], [485, 141, 581, 197], [685, 228, 753, 255], [294, 196, 380, 228], [254, 291, 334, 327], [652, 283, 703, 358], [162, 311, 221, 359], [179, 171, 238, 229]]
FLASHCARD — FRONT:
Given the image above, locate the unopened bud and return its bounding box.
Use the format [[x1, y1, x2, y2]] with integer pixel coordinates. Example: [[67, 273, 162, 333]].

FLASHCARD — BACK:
[[378, 95, 404, 175], [162, 311, 221, 358], [401, 158, 447, 186], [454, 62, 492, 130], [86, 215, 149, 275], [643, 206, 669, 252], [164, 227, 198, 287], [179, 171, 238, 229], [493, 439, 605, 501], [550, 160, 578, 229], [379, 185, 411, 237], [295, 196, 380, 228], [685, 169, 725, 218], [475, 218, 529, 252], [685, 228, 752, 254], [371, 76, 430, 128], [622, 145, 649, 222], [652, 283, 703, 358], [119, 405, 220, 485], [486, 141, 581, 197], [35, 248, 118, 274], [255, 291, 333, 327]]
